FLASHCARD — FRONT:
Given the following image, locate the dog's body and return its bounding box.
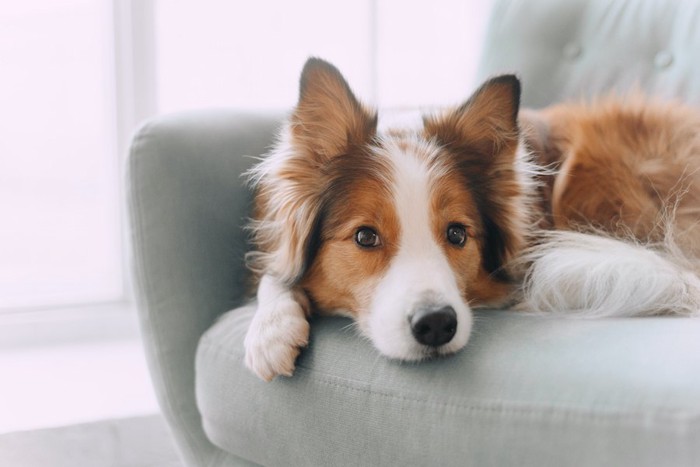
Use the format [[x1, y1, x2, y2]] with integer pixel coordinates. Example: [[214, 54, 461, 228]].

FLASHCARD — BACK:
[[243, 58, 700, 381]]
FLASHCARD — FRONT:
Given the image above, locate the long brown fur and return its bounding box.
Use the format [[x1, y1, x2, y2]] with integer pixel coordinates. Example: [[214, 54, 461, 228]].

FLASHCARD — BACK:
[[522, 95, 700, 258]]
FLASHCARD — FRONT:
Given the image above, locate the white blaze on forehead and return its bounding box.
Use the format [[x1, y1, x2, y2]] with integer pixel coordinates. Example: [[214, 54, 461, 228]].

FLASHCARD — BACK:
[[363, 135, 472, 360], [387, 139, 435, 248], [381, 136, 456, 290]]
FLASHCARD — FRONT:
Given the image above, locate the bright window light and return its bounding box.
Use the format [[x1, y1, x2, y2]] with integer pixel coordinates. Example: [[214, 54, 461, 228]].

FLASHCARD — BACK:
[[376, 0, 494, 108], [153, 0, 493, 113], [0, 1, 124, 310], [154, 0, 375, 113], [0, 1, 493, 312]]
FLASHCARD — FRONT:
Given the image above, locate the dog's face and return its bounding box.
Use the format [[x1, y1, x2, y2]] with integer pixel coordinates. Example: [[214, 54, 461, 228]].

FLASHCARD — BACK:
[[251, 59, 529, 361]]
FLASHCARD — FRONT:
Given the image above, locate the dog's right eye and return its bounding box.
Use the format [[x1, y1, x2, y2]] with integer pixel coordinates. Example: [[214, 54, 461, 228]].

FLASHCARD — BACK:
[[355, 227, 381, 248]]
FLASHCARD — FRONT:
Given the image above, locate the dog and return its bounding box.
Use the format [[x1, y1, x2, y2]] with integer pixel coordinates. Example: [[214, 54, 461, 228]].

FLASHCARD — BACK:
[[243, 57, 700, 381]]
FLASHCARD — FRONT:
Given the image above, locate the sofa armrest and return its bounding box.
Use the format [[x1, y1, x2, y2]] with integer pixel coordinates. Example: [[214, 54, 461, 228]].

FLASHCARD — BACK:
[[126, 110, 280, 466]]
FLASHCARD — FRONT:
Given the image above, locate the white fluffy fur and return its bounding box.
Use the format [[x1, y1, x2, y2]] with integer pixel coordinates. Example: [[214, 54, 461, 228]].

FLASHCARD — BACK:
[[362, 135, 472, 360], [516, 230, 700, 317], [244, 274, 310, 381]]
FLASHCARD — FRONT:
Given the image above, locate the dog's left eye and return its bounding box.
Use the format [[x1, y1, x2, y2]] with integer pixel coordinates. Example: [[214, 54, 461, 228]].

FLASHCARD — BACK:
[[446, 224, 467, 247], [355, 227, 381, 248]]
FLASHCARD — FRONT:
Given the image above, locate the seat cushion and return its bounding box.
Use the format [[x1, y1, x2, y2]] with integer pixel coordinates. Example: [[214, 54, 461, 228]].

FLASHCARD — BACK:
[[196, 305, 700, 467]]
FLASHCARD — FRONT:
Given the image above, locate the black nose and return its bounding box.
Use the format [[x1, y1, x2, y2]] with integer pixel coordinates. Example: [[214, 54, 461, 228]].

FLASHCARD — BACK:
[[410, 305, 457, 347]]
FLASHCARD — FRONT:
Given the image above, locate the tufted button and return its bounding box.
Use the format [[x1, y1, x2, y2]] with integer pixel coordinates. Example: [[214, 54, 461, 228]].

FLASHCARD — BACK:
[[654, 51, 674, 69], [563, 43, 582, 60]]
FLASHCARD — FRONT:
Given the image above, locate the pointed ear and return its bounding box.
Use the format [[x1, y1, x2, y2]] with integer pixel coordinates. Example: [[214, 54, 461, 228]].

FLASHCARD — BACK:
[[424, 75, 526, 278], [247, 59, 375, 285], [424, 74, 521, 157], [291, 58, 377, 158]]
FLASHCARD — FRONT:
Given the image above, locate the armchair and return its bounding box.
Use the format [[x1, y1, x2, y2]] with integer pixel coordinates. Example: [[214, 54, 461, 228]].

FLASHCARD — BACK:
[[127, 1, 700, 465]]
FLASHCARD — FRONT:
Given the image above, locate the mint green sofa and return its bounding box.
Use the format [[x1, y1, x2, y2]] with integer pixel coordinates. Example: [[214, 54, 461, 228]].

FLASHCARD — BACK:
[[127, 1, 700, 465]]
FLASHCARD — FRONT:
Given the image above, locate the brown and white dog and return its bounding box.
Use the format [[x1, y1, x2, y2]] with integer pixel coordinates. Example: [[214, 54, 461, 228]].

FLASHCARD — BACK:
[[243, 58, 700, 381]]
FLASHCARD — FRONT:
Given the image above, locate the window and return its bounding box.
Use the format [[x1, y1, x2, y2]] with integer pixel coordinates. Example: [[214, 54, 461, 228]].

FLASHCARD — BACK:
[[154, 0, 493, 112], [0, 1, 123, 311], [154, 0, 376, 113], [0, 0, 492, 313]]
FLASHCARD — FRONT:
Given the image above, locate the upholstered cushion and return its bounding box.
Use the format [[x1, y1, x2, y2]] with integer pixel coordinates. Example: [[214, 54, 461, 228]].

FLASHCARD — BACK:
[[196, 306, 700, 466], [478, 0, 700, 108]]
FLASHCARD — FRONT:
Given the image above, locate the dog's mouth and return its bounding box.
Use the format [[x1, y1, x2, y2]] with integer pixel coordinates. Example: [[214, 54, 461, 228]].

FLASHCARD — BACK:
[[420, 343, 461, 360], [420, 346, 442, 360]]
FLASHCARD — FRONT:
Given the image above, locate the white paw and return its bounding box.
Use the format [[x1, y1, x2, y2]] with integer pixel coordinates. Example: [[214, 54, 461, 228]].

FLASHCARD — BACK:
[[244, 298, 310, 381]]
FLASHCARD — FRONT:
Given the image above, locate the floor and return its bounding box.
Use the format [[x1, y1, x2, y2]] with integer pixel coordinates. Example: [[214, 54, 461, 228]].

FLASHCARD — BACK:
[[0, 415, 182, 467], [0, 306, 183, 465], [0, 305, 159, 433]]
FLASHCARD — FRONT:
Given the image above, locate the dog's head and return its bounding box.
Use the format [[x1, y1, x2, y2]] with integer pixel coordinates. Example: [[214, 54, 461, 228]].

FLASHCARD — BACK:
[[249, 58, 529, 360]]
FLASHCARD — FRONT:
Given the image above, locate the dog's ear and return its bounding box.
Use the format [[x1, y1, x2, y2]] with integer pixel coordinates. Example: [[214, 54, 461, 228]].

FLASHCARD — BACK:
[[424, 74, 521, 159], [247, 59, 376, 285], [292, 58, 377, 159], [424, 75, 526, 278]]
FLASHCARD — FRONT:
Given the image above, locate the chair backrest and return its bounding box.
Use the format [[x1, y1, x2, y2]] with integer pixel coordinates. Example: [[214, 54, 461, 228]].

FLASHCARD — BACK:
[[477, 0, 700, 108]]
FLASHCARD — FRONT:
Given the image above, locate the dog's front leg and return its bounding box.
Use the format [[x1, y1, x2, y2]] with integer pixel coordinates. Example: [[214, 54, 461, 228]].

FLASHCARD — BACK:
[[244, 274, 311, 381]]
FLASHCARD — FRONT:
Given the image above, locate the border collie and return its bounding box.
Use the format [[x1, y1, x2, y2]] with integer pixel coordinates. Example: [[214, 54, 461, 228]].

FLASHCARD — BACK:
[[243, 58, 700, 381]]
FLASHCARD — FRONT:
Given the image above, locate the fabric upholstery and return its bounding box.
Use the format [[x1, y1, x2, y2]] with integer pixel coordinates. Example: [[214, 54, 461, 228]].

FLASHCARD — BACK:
[[478, 0, 700, 108], [198, 306, 700, 467]]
